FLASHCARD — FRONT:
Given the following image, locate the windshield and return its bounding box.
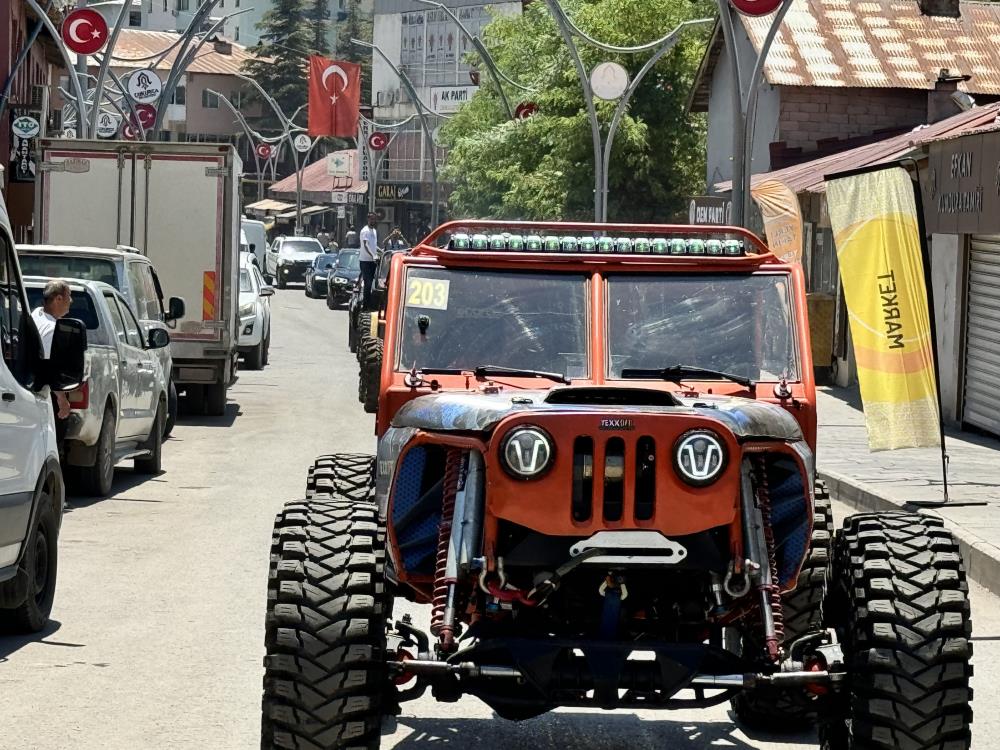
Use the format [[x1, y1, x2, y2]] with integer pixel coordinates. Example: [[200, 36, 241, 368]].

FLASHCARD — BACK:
[[314, 254, 337, 270], [19, 254, 120, 289], [336, 250, 360, 271], [280, 239, 322, 255], [397, 268, 589, 378], [239, 269, 253, 293], [607, 274, 798, 382]]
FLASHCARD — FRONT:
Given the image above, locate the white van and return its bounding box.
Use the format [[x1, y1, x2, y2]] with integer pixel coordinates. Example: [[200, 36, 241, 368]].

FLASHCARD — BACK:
[[242, 218, 268, 271], [0, 200, 86, 632]]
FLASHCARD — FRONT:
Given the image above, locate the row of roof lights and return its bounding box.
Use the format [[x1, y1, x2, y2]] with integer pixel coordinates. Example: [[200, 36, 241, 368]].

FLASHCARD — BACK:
[[447, 233, 747, 256]]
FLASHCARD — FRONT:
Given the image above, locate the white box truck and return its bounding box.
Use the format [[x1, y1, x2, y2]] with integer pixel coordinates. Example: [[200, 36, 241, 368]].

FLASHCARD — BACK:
[[34, 140, 241, 415]]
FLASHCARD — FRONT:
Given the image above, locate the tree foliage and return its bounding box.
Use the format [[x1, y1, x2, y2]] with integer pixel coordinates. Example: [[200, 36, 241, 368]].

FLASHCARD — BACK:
[[308, 0, 332, 56], [440, 0, 714, 222]]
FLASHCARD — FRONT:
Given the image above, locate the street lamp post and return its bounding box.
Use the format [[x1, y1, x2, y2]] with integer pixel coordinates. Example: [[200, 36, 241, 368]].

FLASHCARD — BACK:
[[351, 38, 441, 227], [544, 0, 711, 222]]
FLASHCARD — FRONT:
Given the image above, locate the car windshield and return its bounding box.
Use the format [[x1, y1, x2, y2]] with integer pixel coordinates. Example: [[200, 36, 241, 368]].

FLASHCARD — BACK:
[[25, 286, 100, 330], [606, 273, 799, 382], [336, 250, 360, 271], [397, 268, 589, 378], [280, 239, 322, 254], [314, 254, 337, 270], [19, 253, 120, 289], [240, 269, 253, 292]]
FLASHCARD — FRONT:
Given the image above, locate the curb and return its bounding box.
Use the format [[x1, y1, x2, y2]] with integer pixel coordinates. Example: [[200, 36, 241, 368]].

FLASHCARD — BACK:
[[819, 467, 1000, 597]]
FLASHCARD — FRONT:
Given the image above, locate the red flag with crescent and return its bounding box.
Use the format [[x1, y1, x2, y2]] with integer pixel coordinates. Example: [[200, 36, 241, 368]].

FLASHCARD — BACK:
[[308, 56, 361, 137]]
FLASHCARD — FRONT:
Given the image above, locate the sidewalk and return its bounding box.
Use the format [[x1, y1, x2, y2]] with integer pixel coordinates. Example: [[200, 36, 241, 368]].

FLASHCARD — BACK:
[[816, 385, 1000, 594]]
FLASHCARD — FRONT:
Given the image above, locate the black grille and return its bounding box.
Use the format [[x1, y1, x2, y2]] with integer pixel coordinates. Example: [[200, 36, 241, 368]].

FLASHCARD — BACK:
[[572, 435, 657, 522]]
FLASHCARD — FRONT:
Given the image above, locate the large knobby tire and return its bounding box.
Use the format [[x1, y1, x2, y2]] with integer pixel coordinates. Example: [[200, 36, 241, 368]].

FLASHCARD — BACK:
[[306, 454, 376, 501], [260, 498, 389, 750], [0, 496, 58, 634], [356, 313, 372, 364], [819, 513, 973, 750], [361, 337, 382, 414], [134, 402, 164, 475], [732, 483, 833, 730], [76, 406, 116, 497]]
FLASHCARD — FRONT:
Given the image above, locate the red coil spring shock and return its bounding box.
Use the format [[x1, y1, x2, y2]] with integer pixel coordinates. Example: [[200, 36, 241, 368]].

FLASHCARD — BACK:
[[430, 449, 462, 649], [754, 460, 784, 659]]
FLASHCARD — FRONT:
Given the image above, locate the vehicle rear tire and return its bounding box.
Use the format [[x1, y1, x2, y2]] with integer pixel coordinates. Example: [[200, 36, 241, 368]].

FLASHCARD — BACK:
[[76, 407, 116, 497], [731, 483, 833, 730], [245, 340, 264, 370], [0, 499, 58, 634], [164, 380, 178, 437], [260, 497, 389, 750], [327, 292, 336, 310], [134, 402, 164, 475], [206, 383, 226, 416], [184, 384, 205, 415], [361, 336, 382, 414], [306, 453, 375, 500], [819, 513, 973, 750]]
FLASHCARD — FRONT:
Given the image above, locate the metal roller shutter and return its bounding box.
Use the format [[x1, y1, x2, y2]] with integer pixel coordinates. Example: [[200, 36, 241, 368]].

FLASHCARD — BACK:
[[964, 235, 1000, 434]]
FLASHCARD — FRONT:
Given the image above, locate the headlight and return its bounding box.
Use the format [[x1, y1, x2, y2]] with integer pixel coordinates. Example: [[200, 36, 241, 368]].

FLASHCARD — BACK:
[[334, 276, 348, 285], [239, 302, 255, 317], [673, 429, 727, 486], [500, 426, 554, 479]]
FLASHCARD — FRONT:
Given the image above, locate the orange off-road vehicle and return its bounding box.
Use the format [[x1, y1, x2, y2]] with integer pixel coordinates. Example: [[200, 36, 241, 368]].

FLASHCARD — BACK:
[[261, 221, 973, 750]]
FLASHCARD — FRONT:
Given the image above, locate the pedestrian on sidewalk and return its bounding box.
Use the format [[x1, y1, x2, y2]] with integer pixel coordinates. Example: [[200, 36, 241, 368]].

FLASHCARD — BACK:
[[359, 212, 378, 307]]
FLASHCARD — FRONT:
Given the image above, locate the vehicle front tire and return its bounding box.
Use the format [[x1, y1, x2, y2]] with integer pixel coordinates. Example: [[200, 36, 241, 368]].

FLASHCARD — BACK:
[[819, 513, 973, 750], [206, 383, 226, 417], [260, 497, 389, 750], [306, 453, 375, 500], [245, 340, 264, 370], [304, 282, 313, 298], [134, 402, 164, 475], [0, 499, 58, 634], [75, 407, 116, 496], [262, 331, 270, 367], [732, 483, 833, 730], [164, 380, 178, 437]]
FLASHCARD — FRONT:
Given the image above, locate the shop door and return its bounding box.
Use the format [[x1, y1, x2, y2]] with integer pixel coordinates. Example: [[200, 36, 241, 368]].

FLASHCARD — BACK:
[[963, 235, 1000, 434]]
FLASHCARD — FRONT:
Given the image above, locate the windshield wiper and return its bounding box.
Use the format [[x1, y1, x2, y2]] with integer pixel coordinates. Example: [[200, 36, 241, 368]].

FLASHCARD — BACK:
[[474, 365, 570, 385], [620, 364, 754, 388]]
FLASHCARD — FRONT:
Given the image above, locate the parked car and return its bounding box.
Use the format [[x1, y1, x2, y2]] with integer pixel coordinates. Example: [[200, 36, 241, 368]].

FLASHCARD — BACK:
[[304, 252, 338, 298], [17, 245, 184, 435], [326, 248, 360, 309], [264, 236, 324, 289], [0, 203, 86, 633], [238, 253, 273, 370], [25, 278, 170, 497]]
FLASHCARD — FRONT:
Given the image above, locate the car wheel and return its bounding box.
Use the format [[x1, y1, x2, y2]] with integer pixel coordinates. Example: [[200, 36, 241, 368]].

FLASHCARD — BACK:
[[0, 497, 58, 634], [304, 282, 313, 298], [206, 383, 226, 416], [326, 292, 336, 309], [245, 339, 264, 370], [76, 406, 116, 496], [164, 380, 178, 438], [134, 402, 164, 475]]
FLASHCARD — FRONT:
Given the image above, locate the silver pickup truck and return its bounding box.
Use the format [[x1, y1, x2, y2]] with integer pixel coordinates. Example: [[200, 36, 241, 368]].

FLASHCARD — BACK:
[[25, 278, 170, 497]]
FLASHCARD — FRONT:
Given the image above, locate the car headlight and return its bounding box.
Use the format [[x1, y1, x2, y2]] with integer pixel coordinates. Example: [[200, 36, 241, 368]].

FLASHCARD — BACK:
[[673, 429, 727, 486], [239, 302, 255, 317], [334, 276, 348, 285], [500, 426, 554, 479]]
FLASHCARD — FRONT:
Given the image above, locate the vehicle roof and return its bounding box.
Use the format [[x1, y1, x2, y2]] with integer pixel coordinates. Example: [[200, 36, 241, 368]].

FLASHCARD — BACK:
[[22, 276, 122, 296], [17, 244, 149, 262]]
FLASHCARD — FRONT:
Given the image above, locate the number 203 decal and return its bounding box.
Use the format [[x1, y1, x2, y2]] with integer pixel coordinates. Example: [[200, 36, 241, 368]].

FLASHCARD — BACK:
[[405, 278, 450, 310]]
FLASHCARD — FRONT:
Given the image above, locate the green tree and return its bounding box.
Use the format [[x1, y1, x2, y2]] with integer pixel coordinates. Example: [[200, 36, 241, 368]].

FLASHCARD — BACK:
[[440, 0, 713, 222], [335, 0, 374, 103], [242, 0, 313, 130], [308, 0, 332, 56]]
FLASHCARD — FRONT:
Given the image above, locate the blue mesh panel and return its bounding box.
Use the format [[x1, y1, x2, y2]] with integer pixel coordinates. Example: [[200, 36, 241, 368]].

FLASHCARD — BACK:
[[765, 461, 810, 586], [391, 447, 441, 574]]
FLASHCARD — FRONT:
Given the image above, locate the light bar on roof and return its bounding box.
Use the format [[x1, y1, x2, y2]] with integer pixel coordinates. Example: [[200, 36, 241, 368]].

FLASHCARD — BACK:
[[445, 233, 747, 256]]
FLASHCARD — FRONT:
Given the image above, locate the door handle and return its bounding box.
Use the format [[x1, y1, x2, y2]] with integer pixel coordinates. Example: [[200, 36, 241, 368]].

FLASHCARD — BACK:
[[1, 392, 14, 402]]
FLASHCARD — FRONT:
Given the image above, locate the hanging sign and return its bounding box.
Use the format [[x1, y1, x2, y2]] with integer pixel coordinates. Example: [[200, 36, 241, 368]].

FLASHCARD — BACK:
[[129, 104, 156, 130], [357, 118, 373, 180], [255, 143, 273, 159], [327, 152, 352, 177], [430, 85, 478, 114], [9, 110, 37, 182], [61, 8, 109, 55], [96, 111, 121, 139], [368, 132, 389, 151], [590, 62, 629, 100], [293, 133, 312, 153], [11, 115, 39, 139], [514, 101, 538, 120], [127, 69, 163, 104]]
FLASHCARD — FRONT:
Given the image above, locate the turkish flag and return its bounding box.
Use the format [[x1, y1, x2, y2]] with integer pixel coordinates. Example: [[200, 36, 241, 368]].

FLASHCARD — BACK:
[[308, 56, 362, 137]]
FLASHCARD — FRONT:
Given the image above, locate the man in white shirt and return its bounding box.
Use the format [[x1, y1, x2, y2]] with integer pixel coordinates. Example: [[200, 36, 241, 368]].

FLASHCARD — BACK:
[[31, 279, 72, 420], [358, 212, 379, 307]]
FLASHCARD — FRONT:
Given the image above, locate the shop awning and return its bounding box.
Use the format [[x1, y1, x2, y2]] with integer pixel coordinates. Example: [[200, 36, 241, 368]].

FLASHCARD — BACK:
[[274, 205, 334, 219], [246, 198, 294, 213]]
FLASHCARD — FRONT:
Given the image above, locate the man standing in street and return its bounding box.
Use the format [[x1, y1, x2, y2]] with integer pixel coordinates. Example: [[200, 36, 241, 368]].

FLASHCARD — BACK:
[[359, 212, 379, 307], [382, 226, 409, 253], [31, 279, 72, 427]]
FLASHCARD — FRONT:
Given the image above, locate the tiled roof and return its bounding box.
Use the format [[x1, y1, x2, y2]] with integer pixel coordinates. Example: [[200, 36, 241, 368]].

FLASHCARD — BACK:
[[692, 0, 1000, 110], [269, 150, 368, 197], [105, 30, 259, 75]]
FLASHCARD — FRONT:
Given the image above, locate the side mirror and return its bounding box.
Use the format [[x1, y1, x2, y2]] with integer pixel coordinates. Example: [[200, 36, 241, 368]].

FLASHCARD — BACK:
[[147, 328, 170, 349], [166, 296, 185, 321], [259, 286, 275, 297], [48, 318, 87, 391]]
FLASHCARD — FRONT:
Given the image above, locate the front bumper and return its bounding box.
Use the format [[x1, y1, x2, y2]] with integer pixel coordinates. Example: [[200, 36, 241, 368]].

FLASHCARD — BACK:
[[277, 263, 309, 282], [238, 313, 263, 348]]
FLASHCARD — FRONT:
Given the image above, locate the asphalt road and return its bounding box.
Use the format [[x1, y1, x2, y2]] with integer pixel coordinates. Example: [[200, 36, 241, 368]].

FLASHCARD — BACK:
[[2, 289, 997, 749]]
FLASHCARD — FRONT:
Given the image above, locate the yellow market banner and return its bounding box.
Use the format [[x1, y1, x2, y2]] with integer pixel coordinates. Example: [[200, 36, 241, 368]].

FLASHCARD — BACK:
[[825, 165, 940, 451], [752, 178, 803, 264]]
